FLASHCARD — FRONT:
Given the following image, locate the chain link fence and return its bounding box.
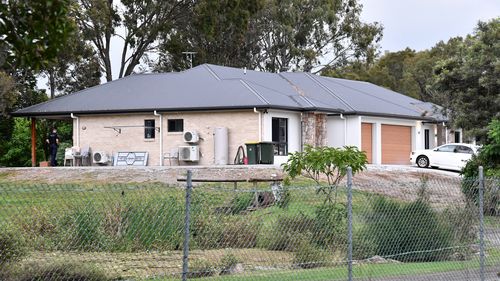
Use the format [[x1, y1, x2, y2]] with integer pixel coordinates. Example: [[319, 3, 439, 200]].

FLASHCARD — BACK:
[[0, 169, 498, 280]]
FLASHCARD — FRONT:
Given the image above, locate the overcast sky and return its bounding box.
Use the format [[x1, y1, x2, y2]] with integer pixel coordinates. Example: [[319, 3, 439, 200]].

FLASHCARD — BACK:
[[358, 0, 500, 52]]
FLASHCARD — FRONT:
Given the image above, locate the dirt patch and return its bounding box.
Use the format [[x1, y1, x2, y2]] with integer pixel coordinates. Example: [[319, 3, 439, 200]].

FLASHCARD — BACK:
[[21, 249, 295, 279], [0, 165, 462, 205]]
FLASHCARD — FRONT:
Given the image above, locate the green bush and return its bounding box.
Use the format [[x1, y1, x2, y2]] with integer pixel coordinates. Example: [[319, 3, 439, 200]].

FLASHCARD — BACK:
[[0, 226, 26, 266], [188, 259, 217, 279], [220, 217, 261, 248], [292, 239, 328, 269], [313, 204, 347, 249], [362, 197, 454, 262], [191, 214, 224, 250], [229, 192, 254, 214], [120, 197, 184, 251], [219, 252, 241, 275], [13, 263, 109, 281], [461, 119, 500, 215], [260, 214, 314, 251], [61, 203, 108, 251]]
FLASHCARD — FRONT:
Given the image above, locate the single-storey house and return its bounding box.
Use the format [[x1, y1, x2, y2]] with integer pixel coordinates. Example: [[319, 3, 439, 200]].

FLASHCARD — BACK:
[[13, 64, 459, 166]]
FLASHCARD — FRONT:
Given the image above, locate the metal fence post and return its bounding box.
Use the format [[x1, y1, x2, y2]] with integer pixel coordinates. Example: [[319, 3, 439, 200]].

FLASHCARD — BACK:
[[347, 167, 353, 281], [479, 166, 485, 281], [182, 170, 193, 281]]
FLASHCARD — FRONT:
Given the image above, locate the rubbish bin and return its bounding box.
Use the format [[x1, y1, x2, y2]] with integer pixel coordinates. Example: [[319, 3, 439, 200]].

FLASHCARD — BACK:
[[246, 142, 259, 165], [259, 142, 274, 164]]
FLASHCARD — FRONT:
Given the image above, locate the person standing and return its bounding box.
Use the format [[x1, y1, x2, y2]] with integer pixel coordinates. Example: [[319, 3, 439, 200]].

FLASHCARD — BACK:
[[46, 128, 59, 166]]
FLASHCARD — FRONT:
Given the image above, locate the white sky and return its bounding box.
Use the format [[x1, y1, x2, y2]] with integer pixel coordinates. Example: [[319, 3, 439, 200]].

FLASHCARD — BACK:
[[358, 0, 500, 52]]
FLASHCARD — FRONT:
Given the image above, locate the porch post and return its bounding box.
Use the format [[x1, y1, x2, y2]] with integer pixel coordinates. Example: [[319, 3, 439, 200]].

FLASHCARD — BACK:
[[31, 117, 36, 167]]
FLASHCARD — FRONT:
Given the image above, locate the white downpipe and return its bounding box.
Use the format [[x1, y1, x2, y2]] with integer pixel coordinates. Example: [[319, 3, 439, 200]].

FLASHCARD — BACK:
[[254, 107, 262, 142], [70, 113, 79, 147], [340, 113, 347, 145], [154, 110, 163, 166], [443, 122, 448, 144]]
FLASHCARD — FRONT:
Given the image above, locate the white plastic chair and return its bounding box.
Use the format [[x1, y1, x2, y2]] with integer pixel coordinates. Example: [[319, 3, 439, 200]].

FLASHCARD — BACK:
[[63, 148, 74, 166], [164, 147, 179, 166]]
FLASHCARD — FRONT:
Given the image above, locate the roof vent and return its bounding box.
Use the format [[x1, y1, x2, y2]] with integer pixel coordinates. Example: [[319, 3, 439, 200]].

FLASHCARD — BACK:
[[244, 67, 247, 75]]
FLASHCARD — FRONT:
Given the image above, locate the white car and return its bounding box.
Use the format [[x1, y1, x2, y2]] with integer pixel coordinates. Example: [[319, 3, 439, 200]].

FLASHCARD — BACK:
[[410, 143, 480, 171]]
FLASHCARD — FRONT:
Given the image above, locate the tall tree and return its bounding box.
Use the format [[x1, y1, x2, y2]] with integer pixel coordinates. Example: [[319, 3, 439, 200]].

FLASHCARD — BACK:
[[0, 0, 75, 72], [0, 0, 74, 167], [155, 0, 264, 72], [44, 28, 102, 98], [432, 18, 500, 140], [76, 0, 192, 81], [254, 0, 382, 72]]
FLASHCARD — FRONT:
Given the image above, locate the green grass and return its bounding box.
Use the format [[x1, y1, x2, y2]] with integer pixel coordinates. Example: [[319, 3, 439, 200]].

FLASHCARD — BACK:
[[0, 179, 495, 280], [151, 261, 500, 281], [151, 250, 500, 281]]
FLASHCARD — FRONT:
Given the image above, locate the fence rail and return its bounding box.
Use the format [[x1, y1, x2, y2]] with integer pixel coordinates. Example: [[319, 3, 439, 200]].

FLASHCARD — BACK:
[[0, 169, 498, 281]]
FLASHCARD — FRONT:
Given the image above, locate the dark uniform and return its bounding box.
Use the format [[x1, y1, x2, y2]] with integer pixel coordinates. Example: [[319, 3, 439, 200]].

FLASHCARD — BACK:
[[47, 131, 59, 166]]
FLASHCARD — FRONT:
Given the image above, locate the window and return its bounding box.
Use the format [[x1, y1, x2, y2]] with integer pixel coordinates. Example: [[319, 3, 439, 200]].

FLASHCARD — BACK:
[[272, 117, 288, 156], [456, 145, 473, 154], [436, 145, 456, 152], [144, 119, 155, 139], [424, 129, 430, 149], [454, 131, 461, 143], [168, 119, 184, 132]]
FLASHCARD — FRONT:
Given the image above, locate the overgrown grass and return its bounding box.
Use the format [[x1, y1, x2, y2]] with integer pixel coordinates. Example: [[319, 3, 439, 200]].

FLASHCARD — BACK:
[[0, 179, 489, 280]]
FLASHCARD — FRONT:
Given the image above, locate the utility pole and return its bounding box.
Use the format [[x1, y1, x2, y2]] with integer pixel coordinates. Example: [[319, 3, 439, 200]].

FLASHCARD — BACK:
[[182, 51, 197, 69]]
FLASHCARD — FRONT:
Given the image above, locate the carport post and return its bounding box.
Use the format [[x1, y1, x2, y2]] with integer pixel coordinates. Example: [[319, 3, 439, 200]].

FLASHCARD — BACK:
[[479, 166, 485, 281], [31, 118, 36, 167]]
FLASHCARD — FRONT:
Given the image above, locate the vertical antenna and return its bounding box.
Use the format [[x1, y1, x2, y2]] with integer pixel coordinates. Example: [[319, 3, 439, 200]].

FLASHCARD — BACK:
[[182, 51, 197, 69]]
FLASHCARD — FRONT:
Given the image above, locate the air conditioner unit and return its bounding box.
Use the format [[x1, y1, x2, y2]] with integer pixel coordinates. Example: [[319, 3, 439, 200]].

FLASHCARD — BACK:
[[93, 151, 109, 164], [179, 146, 200, 162], [183, 130, 200, 143]]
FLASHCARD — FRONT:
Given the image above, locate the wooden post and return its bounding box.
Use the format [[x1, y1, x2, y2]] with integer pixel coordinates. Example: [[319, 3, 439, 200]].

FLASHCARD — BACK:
[[31, 118, 36, 167]]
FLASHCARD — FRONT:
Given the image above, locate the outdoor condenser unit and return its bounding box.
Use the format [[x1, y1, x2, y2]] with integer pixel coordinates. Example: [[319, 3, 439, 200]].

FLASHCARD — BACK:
[[93, 151, 109, 164], [178, 146, 200, 162], [183, 130, 200, 144]]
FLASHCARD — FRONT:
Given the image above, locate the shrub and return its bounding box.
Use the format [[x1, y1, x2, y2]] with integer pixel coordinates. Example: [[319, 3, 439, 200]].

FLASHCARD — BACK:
[[362, 197, 454, 262], [188, 259, 216, 278], [0, 226, 26, 266], [282, 145, 367, 204], [461, 119, 500, 215], [260, 214, 314, 251], [191, 214, 224, 250], [220, 217, 261, 248], [13, 263, 109, 281], [441, 200, 478, 259], [229, 192, 254, 214], [313, 204, 347, 249], [120, 197, 184, 251], [61, 203, 107, 251], [292, 239, 328, 269], [219, 252, 241, 275]]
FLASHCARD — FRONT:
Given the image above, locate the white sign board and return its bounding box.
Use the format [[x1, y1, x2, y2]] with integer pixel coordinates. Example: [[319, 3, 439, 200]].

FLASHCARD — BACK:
[[114, 152, 149, 166]]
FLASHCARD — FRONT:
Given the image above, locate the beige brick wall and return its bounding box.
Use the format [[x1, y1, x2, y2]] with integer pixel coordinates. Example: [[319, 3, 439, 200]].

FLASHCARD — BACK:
[[73, 111, 259, 166]]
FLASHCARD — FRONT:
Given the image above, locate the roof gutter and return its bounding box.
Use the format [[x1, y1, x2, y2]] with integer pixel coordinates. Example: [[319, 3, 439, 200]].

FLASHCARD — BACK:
[[154, 110, 163, 166], [70, 113, 80, 147]]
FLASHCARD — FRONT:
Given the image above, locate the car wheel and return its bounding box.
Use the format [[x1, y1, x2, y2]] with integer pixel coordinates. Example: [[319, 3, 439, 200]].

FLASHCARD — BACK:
[[416, 155, 429, 168]]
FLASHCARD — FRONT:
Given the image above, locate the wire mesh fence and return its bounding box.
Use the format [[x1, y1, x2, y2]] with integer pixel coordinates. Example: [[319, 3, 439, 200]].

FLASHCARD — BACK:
[[0, 170, 498, 280]]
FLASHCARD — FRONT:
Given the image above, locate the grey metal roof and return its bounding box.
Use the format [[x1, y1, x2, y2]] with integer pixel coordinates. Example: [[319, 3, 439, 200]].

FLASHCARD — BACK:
[[13, 64, 445, 121]]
